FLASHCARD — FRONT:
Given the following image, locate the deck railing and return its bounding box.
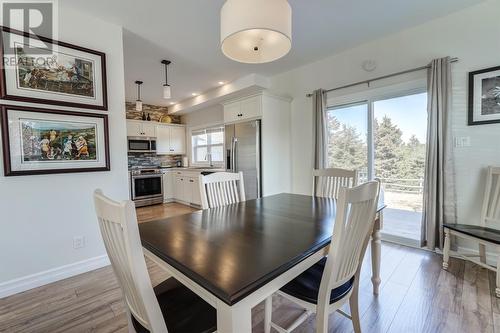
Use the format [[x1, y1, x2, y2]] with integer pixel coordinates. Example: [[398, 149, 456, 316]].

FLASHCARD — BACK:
[[358, 171, 423, 194]]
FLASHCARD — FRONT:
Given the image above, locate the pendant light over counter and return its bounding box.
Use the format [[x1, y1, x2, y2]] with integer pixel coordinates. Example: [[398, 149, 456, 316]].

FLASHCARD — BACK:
[[161, 60, 172, 99], [135, 80, 143, 111], [220, 0, 292, 64]]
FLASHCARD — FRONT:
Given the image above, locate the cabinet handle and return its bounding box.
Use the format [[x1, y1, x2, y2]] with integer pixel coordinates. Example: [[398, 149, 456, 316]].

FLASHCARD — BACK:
[[189, 179, 194, 183]]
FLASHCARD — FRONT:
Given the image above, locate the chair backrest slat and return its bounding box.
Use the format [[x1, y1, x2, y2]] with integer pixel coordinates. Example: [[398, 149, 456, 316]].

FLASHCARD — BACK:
[[482, 167, 500, 226], [93, 190, 167, 332], [199, 172, 246, 209], [312, 168, 358, 199], [317, 181, 380, 306]]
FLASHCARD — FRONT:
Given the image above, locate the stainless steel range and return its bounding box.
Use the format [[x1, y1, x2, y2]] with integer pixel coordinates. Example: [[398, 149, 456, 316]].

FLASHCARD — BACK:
[[130, 168, 163, 207]]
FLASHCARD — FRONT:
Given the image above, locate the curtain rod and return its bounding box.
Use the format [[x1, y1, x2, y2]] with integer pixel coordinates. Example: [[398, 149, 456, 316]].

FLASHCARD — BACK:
[[306, 57, 459, 97]]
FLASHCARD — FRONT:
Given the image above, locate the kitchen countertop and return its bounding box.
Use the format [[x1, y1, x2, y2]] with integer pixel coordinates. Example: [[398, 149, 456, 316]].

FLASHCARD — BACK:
[[128, 167, 225, 173], [161, 167, 226, 173]]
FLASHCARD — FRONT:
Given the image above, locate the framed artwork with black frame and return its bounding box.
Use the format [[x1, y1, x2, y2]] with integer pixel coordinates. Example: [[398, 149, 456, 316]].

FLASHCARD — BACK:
[[1, 105, 110, 176], [469, 65, 500, 125], [0, 26, 108, 110]]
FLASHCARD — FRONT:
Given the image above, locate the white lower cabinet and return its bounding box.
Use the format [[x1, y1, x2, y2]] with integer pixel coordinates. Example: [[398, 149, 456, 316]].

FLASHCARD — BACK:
[[163, 172, 174, 202], [171, 171, 201, 206], [188, 177, 201, 206]]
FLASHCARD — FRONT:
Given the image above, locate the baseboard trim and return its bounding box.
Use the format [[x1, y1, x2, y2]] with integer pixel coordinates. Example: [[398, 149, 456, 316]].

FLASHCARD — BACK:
[[0, 255, 110, 299]]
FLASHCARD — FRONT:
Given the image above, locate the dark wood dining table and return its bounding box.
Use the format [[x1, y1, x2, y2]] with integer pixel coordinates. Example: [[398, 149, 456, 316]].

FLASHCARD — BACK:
[[139, 193, 385, 333]]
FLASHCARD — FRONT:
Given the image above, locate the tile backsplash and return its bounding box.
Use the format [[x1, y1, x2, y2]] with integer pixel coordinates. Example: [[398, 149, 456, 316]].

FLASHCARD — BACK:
[[125, 102, 181, 123], [128, 152, 182, 169]]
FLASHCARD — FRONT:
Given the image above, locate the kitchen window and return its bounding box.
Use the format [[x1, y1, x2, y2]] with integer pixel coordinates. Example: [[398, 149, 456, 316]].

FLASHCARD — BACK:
[[191, 126, 224, 166]]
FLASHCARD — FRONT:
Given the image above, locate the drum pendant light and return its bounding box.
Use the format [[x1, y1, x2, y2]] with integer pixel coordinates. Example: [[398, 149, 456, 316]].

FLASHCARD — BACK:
[[220, 0, 292, 64], [161, 60, 172, 99], [135, 80, 143, 111]]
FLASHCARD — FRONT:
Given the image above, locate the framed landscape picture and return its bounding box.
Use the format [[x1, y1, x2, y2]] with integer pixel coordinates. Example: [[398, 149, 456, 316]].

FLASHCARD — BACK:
[[0, 26, 108, 110], [469, 65, 500, 125], [1, 105, 110, 176]]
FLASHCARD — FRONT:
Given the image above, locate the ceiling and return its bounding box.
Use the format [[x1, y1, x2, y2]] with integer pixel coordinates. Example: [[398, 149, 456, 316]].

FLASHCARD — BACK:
[[62, 0, 483, 108]]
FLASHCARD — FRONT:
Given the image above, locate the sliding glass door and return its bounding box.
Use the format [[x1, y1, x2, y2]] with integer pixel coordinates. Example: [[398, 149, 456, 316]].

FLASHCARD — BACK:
[[326, 90, 428, 246]]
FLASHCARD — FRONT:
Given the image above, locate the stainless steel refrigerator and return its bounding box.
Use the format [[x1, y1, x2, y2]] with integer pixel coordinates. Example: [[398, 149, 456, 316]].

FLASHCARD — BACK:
[[225, 120, 261, 200]]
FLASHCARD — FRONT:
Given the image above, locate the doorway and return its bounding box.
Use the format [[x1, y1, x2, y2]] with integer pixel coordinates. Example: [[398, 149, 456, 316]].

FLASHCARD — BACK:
[[326, 90, 428, 246]]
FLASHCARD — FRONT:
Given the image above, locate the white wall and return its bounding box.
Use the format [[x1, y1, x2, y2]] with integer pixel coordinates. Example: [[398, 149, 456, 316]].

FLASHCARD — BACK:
[[269, 0, 500, 229], [261, 94, 292, 196], [0, 6, 128, 290], [181, 104, 224, 128]]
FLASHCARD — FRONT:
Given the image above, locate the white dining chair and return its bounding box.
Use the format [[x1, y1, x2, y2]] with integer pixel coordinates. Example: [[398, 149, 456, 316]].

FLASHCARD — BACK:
[[93, 189, 217, 333], [312, 168, 358, 199], [199, 171, 246, 209], [443, 166, 500, 297], [264, 181, 380, 333]]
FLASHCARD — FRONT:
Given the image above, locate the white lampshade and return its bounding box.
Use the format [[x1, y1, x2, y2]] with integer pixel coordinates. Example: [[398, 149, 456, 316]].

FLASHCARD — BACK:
[[135, 100, 143, 112], [163, 84, 171, 99], [220, 0, 292, 64]]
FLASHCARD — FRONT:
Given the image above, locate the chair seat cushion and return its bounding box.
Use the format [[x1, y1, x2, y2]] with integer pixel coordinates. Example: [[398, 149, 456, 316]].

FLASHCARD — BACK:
[[444, 223, 500, 245], [280, 257, 355, 305], [131, 277, 216, 333]]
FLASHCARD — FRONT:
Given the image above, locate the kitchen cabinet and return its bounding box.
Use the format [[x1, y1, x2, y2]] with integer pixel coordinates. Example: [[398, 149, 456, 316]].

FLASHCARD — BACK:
[[174, 175, 188, 203], [172, 171, 201, 206], [126, 120, 156, 137], [163, 172, 174, 202], [187, 176, 201, 206], [223, 95, 262, 123], [157, 124, 186, 155]]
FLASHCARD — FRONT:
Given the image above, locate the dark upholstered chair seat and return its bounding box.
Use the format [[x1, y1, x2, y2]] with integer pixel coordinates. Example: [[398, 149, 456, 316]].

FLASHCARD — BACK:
[[132, 277, 216, 333], [280, 257, 355, 305], [444, 223, 500, 245]]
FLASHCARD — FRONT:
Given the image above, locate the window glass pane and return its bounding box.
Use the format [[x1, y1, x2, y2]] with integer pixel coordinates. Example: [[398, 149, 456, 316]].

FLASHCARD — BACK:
[[195, 147, 207, 162], [191, 126, 225, 165], [373, 92, 427, 242], [193, 133, 207, 146], [211, 145, 224, 162], [211, 131, 224, 145], [326, 103, 368, 180]]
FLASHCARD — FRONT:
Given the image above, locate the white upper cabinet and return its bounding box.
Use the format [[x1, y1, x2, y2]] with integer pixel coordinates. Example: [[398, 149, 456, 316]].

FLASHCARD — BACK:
[[223, 95, 262, 123], [126, 120, 143, 137], [142, 122, 157, 137], [156, 124, 186, 155], [126, 120, 157, 138], [169, 126, 186, 153]]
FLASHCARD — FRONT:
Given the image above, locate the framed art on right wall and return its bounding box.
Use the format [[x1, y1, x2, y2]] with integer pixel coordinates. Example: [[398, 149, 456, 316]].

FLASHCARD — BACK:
[[469, 65, 500, 125]]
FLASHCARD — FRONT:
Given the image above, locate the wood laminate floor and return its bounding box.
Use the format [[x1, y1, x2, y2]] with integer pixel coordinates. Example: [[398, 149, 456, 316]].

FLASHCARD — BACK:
[[136, 202, 198, 223], [0, 203, 497, 332]]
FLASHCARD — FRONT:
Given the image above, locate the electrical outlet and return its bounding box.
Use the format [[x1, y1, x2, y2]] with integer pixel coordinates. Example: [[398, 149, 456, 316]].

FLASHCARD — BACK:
[[73, 236, 86, 249]]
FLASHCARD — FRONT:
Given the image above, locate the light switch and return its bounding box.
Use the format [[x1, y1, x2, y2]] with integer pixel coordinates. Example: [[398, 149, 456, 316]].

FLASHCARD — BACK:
[[454, 136, 471, 148]]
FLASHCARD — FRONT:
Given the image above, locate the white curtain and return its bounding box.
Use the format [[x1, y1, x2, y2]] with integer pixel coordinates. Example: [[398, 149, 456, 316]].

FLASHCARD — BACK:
[[313, 89, 327, 169], [421, 57, 457, 250]]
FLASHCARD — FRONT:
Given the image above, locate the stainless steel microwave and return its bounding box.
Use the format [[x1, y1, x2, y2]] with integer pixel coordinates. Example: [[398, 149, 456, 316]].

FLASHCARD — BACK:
[[128, 138, 156, 153]]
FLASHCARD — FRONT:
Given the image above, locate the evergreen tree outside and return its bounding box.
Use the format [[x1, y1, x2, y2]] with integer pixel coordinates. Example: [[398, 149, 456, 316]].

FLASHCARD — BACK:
[[326, 113, 426, 192], [326, 113, 366, 172]]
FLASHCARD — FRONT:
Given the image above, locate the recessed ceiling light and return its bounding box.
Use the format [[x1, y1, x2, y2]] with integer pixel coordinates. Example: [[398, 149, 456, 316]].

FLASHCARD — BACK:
[[218, 81, 225, 85], [169, 102, 175, 105], [191, 93, 199, 96]]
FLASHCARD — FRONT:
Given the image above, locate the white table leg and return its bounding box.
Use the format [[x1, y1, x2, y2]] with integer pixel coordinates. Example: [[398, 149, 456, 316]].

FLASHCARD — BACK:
[[371, 213, 382, 295], [217, 300, 252, 333]]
